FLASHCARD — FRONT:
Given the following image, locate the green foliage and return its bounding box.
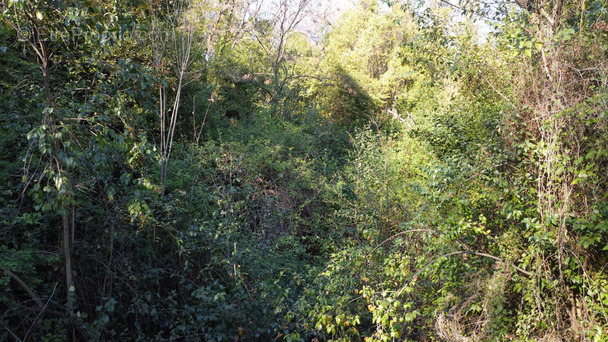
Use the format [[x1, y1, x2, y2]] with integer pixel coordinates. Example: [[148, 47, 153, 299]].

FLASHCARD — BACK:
[[1, 0, 608, 341], [317, 3, 423, 125]]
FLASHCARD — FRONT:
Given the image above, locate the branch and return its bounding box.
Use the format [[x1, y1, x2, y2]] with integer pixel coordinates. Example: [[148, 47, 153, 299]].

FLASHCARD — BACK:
[[3, 268, 43, 309], [478, 67, 516, 108], [2, 269, 67, 318], [282, 74, 335, 87], [436, 0, 501, 22], [0, 320, 22, 342], [397, 250, 534, 296], [367, 228, 458, 256], [24, 282, 58, 342]]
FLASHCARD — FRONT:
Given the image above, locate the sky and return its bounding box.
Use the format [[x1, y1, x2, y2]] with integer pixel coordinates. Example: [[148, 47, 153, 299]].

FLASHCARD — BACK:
[[328, 0, 356, 16], [265, 0, 493, 42]]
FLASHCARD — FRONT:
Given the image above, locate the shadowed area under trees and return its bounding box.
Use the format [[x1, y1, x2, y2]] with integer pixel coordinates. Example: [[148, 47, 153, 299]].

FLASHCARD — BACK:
[[1, 0, 608, 340]]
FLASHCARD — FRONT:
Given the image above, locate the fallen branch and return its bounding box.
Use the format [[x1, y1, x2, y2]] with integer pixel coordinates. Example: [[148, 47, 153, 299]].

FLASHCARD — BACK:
[[367, 228, 462, 256], [398, 250, 534, 296]]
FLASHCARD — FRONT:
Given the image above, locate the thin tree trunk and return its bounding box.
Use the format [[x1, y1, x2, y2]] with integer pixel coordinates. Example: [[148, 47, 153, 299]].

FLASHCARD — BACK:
[[41, 38, 75, 319], [62, 212, 73, 314]]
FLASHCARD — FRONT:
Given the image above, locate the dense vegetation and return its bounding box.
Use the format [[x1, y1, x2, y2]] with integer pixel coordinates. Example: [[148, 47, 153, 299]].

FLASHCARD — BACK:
[[1, 0, 607, 340]]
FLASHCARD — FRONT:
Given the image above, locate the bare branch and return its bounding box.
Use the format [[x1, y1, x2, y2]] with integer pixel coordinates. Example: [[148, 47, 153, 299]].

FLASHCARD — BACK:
[[3, 268, 44, 309]]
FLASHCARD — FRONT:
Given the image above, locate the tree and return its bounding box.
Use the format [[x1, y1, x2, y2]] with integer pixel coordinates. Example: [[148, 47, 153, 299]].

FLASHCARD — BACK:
[[313, 0, 420, 125], [2, 0, 81, 329], [0, 0, 135, 340], [1, 0, 145, 339], [150, 0, 205, 194]]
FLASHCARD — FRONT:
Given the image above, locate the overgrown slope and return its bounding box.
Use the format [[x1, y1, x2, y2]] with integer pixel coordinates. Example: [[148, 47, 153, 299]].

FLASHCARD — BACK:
[[1, 0, 607, 341]]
